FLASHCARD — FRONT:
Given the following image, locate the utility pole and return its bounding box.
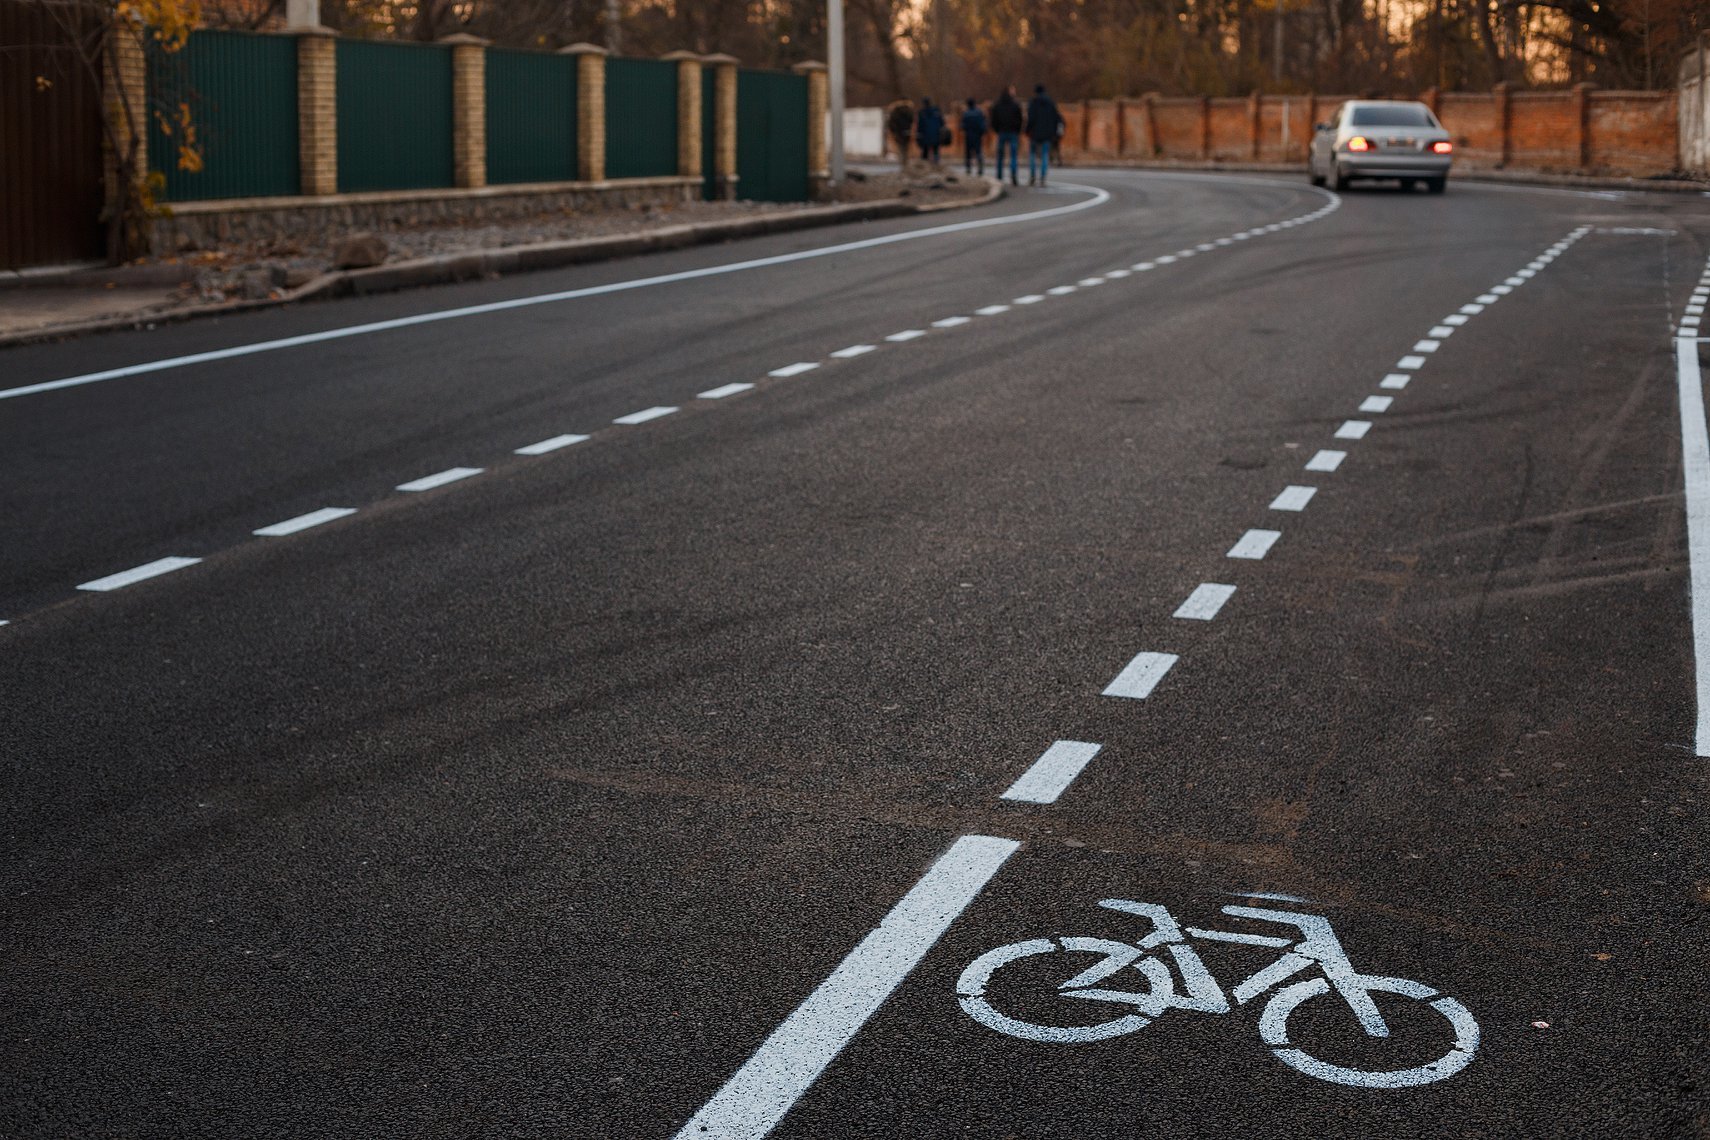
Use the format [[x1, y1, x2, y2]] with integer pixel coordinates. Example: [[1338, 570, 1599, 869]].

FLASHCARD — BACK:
[[1273, 0, 1284, 84], [829, 0, 846, 184], [285, 0, 319, 28]]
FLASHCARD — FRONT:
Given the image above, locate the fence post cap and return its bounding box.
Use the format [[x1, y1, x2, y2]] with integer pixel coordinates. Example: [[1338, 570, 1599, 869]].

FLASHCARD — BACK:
[[660, 50, 701, 62], [699, 53, 740, 65], [287, 23, 337, 37], [437, 33, 489, 46], [791, 60, 829, 74], [559, 42, 609, 56]]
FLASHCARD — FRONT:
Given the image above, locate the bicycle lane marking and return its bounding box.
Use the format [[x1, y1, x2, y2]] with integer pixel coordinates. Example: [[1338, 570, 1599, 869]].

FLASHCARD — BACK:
[[673, 835, 1020, 1140]]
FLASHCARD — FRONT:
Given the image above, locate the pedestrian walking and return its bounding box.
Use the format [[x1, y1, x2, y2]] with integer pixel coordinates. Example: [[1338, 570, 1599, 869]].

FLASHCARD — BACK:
[[1025, 83, 1060, 186], [960, 98, 988, 176], [990, 86, 1023, 186], [886, 100, 914, 169], [917, 98, 945, 165]]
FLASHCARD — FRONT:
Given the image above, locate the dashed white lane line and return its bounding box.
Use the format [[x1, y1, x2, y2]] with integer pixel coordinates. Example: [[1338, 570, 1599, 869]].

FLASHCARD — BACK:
[[1334, 420, 1372, 440], [1491, 284, 1513, 296], [1000, 740, 1104, 803], [1504, 276, 1526, 286], [1427, 325, 1455, 338], [1013, 295, 1045, 305], [1102, 651, 1179, 699], [1227, 528, 1281, 560], [1359, 395, 1393, 413], [1443, 314, 1470, 326], [253, 507, 357, 537], [886, 329, 927, 342], [698, 383, 755, 400], [1476, 293, 1500, 304], [1412, 339, 1441, 353], [397, 466, 483, 491], [516, 432, 591, 453], [769, 362, 820, 377], [1077, 277, 1106, 287], [1397, 355, 1428, 370], [974, 305, 1011, 316], [1155, 255, 1178, 265], [830, 344, 877, 359], [612, 407, 679, 426], [1380, 373, 1411, 390], [1174, 583, 1237, 621], [1462, 303, 1486, 315], [1132, 261, 1156, 271], [1046, 285, 1078, 296], [1676, 331, 1710, 756], [674, 834, 1020, 1140], [1305, 449, 1346, 472], [77, 557, 202, 592], [1270, 485, 1317, 512], [1105, 269, 1131, 278]]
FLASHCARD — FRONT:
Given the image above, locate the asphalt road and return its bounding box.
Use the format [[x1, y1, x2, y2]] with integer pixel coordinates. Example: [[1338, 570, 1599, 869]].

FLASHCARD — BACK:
[[5, 169, 1710, 1139]]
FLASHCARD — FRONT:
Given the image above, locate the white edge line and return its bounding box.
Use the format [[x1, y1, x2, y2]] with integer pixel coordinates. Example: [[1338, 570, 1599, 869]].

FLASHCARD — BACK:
[[76, 556, 202, 592], [1000, 740, 1103, 804], [698, 383, 755, 400], [396, 466, 483, 491], [673, 834, 1020, 1140], [614, 406, 678, 425], [515, 433, 590, 454], [253, 507, 357, 537], [1675, 333, 1710, 756]]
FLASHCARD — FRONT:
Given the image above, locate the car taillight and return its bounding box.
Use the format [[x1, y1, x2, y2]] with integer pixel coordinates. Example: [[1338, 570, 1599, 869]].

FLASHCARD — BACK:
[[1346, 136, 1371, 152], [1431, 140, 1453, 154]]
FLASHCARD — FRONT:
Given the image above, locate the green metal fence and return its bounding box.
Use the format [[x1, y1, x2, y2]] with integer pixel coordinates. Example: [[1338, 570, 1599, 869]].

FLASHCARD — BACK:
[[336, 39, 453, 192], [736, 70, 808, 202], [486, 48, 578, 185], [147, 30, 299, 201], [604, 57, 677, 179], [701, 66, 717, 200]]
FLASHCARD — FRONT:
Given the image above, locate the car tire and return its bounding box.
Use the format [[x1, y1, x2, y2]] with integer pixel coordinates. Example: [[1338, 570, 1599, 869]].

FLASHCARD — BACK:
[[1331, 165, 1349, 192], [1309, 167, 1325, 187], [1427, 177, 1446, 194]]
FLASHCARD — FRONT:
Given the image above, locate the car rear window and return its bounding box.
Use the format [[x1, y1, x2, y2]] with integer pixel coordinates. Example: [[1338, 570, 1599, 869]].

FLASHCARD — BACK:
[[1349, 105, 1436, 127]]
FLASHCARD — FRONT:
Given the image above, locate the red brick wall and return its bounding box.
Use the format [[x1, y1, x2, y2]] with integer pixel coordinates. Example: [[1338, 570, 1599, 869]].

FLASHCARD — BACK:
[[1507, 93, 1579, 169], [1589, 92, 1678, 174], [1120, 100, 1152, 155], [1256, 96, 1316, 162], [1208, 99, 1250, 160], [1437, 93, 1503, 167], [1151, 99, 1202, 156], [1084, 101, 1119, 155], [1057, 102, 1084, 153]]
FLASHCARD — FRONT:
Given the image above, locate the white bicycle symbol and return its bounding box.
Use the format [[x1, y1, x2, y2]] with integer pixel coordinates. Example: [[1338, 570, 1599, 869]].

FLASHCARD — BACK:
[[957, 899, 1478, 1089]]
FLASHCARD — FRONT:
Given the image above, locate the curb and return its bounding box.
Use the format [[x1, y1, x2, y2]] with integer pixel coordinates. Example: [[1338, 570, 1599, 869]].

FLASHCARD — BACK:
[[1066, 158, 1709, 194], [0, 180, 1004, 349]]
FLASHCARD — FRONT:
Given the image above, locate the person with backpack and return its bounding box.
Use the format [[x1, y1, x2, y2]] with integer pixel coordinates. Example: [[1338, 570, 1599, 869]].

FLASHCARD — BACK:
[[916, 98, 945, 165], [989, 86, 1024, 186], [960, 98, 988, 176], [1025, 83, 1060, 186]]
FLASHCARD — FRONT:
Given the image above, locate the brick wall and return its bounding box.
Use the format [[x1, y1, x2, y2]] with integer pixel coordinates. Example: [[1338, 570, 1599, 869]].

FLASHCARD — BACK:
[[1056, 86, 1682, 177]]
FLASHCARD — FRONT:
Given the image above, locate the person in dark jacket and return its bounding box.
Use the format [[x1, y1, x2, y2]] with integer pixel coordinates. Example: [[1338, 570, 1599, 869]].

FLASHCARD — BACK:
[[960, 98, 988, 175], [1025, 83, 1060, 186], [989, 86, 1023, 186], [916, 98, 945, 164], [886, 100, 915, 168]]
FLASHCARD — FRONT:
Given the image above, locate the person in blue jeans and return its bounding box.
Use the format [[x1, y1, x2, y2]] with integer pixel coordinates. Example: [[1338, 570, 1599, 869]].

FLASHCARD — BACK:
[[960, 98, 988, 175], [989, 86, 1023, 186], [1025, 84, 1060, 186], [916, 98, 945, 164]]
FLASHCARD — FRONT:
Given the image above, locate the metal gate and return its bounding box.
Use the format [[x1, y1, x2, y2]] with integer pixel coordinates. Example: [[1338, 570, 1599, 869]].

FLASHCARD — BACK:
[[736, 69, 808, 202], [0, 0, 107, 269]]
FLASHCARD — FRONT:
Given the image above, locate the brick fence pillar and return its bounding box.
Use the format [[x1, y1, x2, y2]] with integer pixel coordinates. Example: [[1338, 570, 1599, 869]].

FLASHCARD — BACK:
[[1493, 81, 1512, 167], [293, 25, 337, 195], [702, 54, 739, 199], [562, 43, 607, 182], [793, 61, 829, 198], [1114, 97, 1128, 156], [661, 51, 703, 179], [102, 13, 148, 214], [1200, 95, 1212, 159], [1422, 85, 1441, 118], [1250, 91, 1262, 160], [441, 34, 488, 189], [1573, 82, 1595, 170], [1143, 92, 1160, 155]]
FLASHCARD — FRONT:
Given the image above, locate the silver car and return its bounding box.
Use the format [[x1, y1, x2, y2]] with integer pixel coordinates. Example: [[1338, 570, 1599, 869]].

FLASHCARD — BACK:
[[1309, 100, 1453, 193]]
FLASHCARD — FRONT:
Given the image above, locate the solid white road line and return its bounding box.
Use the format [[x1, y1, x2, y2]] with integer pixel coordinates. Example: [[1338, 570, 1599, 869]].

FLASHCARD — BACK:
[[516, 433, 591, 453], [1305, 449, 1346, 472], [613, 406, 679, 425], [1000, 741, 1104, 804], [1397, 355, 1428, 370], [1103, 651, 1179, 699], [253, 507, 357, 537], [1675, 334, 1710, 757], [674, 834, 1020, 1140], [830, 344, 877, 358], [1335, 420, 1372, 440], [1380, 373, 1411, 390], [1174, 583, 1237, 621], [77, 556, 202, 592], [886, 329, 926, 341], [397, 466, 483, 491], [1270, 485, 1317, 512], [1228, 529, 1281, 560], [769, 362, 820, 377], [1359, 396, 1393, 412], [4, 185, 1115, 404], [698, 383, 755, 400], [931, 316, 972, 328]]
